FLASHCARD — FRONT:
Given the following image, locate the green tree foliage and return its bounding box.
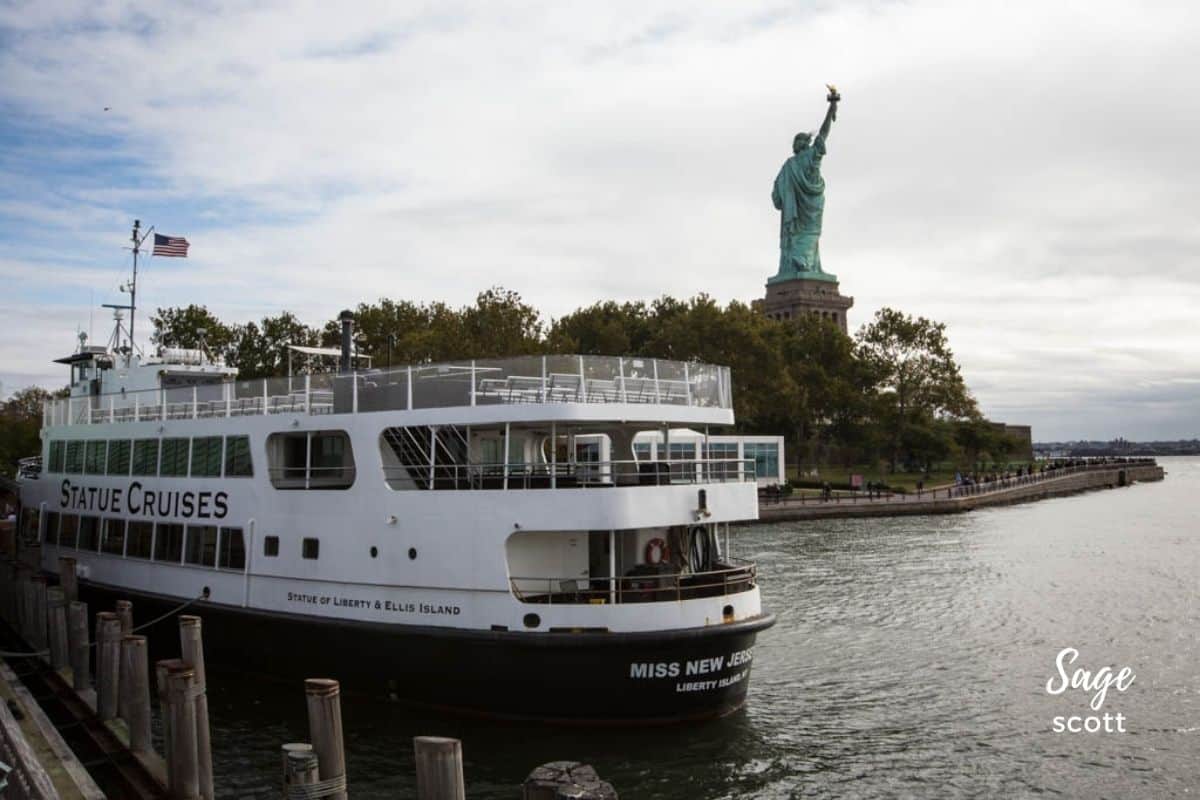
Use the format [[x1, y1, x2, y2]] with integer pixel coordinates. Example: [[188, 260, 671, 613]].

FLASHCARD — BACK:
[[0, 387, 50, 477], [856, 307, 978, 469]]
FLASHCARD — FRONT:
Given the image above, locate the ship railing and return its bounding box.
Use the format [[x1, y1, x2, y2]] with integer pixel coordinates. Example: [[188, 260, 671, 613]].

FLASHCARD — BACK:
[[46, 355, 733, 426], [509, 559, 758, 605], [381, 458, 757, 490]]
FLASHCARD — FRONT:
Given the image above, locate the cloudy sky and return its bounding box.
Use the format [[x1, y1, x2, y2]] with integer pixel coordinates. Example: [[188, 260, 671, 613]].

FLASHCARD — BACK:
[[1, 0, 1197, 440]]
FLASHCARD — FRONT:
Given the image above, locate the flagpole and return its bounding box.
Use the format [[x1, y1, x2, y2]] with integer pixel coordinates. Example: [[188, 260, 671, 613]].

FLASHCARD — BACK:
[[128, 220, 154, 356]]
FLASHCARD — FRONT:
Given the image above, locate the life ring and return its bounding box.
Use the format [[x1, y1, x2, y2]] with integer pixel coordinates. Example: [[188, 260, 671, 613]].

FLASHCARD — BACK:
[[644, 537, 669, 565]]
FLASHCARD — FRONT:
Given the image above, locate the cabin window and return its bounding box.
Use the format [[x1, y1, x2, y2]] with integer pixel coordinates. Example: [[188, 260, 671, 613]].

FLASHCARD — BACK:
[[219, 527, 246, 570], [48, 442, 65, 473], [160, 438, 190, 477], [65, 441, 84, 474], [77, 516, 100, 550], [60, 514, 79, 548], [185, 525, 219, 567], [107, 440, 132, 475], [263, 536, 279, 557], [85, 441, 107, 475], [190, 437, 223, 478], [101, 519, 126, 555], [127, 521, 154, 559], [154, 523, 185, 563], [224, 436, 253, 477], [43, 511, 60, 545], [633, 442, 652, 461], [132, 439, 160, 476], [267, 431, 355, 490], [302, 538, 320, 560]]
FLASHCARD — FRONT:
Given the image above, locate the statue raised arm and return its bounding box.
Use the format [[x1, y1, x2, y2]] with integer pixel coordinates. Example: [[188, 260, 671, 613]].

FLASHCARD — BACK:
[[769, 86, 841, 284]]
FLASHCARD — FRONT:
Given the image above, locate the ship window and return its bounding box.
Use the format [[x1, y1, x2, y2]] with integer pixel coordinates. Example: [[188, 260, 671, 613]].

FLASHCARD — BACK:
[[185, 525, 218, 567], [264, 536, 279, 557], [85, 441, 107, 475], [59, 514, 79, 548], [127, 521, 154, 559], [43, 511, 60, 545], [267, 431, 355, 490], [107, 439, 132, 475], [101, 519, 126, 555], [77, 516, 100, 550], [633, 442, 652, 461], [154, 523, 185, 563], [48, 442, 65, 473], [65, 441, 84, 474], [160, 438, 190, 477], [190, 437, 223, 478], [132, 439, 160, 476], [224, 436, 253, 477], [219, 528, 246, 570], [302, 538, 319, 559]]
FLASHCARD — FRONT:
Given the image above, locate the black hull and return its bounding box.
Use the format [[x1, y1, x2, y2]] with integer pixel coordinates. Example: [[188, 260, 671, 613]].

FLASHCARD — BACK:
[[81, 581, 775, 725]]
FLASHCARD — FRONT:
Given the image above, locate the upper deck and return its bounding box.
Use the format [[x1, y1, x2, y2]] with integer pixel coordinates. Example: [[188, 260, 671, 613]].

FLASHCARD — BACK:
[[44, 354, 733, 429]]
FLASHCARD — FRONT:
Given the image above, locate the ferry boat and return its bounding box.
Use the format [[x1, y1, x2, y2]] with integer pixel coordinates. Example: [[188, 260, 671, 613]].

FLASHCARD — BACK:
[[14, 238, 774, 724]]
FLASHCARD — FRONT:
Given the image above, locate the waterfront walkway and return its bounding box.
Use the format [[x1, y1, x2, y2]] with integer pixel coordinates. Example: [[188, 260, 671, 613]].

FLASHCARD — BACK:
[[758, 459, 1164, 522]]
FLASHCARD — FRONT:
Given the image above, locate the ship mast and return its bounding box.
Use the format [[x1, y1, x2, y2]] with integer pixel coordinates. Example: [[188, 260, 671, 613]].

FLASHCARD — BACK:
[[109, 219, 153, 363]]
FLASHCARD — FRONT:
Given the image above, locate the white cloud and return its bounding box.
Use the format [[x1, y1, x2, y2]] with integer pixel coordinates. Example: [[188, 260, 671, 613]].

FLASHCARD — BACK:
[[1, 0, 1198, 439]]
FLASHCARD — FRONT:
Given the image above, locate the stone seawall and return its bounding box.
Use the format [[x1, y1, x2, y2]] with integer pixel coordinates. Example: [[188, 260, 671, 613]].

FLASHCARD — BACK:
[[757, 465, 1165, 523]]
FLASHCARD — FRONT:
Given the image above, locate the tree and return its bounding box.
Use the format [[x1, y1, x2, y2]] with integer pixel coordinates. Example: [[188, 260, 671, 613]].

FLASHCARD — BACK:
[[856, 307, 977, 470], [0, 387, 50, 477]]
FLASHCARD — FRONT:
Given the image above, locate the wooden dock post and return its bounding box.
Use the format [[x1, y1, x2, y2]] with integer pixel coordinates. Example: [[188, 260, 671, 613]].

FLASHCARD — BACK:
[[414, 737, 465, 800], [68, 601, 91, 690], [116, 600, 133, 720], [121, 635, 153, 754], [280, 743, 315, 799], [46, 587, 70, 670], [157, 658, 185, 792], [179, 616, 213, 800], [304, 678, 348, 800], [285, 748, 320, 793], [95, 612, 122, 720], [59, 556, 78, 604], [30, 575, 49, 654], [167, 665, 201, 800]]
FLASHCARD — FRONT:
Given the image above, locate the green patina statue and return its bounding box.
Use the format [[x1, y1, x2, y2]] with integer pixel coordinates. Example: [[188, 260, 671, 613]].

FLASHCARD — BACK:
[[769, 86, 841, 284]]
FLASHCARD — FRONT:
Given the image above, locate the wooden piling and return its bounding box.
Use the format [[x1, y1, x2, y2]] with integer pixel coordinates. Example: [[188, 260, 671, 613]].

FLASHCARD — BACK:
[[280, 743, 315, 799], [167, 665, 200, 800], [95, 612, 122, 720], [304, 678, 348, 800], [31, 576, 49, 654], [414, 737, 465, 800], [157, 658, 185, 792], [116, 600, 133, 720], [179, 616, 213, 800], [59, 556, 78, 603], [285, 748, 320, 794], [68, 601, 91, 691], [46, 587, 70, 670], [121, 635, 153, 754]]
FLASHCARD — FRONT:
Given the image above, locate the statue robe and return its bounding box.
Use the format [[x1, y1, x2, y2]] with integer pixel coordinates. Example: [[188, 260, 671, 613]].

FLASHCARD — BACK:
[[771, 136, 828, 277]]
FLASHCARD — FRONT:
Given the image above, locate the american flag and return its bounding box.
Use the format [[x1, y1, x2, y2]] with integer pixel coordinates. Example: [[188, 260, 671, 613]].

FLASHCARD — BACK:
[[152, 233, 189, 257]]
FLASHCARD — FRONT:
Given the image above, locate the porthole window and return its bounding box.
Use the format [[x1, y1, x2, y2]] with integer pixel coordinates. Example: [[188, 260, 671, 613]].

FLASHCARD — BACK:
[[302, 538, 320, 560], [523, 613, 541, 629], [264, 536, 280, 557], [370, 546, 378, 558], [407, 547, 417, 560]]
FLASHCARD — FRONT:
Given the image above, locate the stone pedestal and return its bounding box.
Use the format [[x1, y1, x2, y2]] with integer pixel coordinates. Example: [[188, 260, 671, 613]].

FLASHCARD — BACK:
[[762, 276, 854, 334]]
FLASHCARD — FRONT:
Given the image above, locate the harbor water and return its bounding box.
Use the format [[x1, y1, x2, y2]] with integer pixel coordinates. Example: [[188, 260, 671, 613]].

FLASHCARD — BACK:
[[208, 457, 1198, 798]]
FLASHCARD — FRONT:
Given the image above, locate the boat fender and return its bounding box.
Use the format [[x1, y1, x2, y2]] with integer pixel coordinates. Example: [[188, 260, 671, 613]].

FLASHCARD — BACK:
[[688, 525, 711, 573], [644, 537, 669, 565]]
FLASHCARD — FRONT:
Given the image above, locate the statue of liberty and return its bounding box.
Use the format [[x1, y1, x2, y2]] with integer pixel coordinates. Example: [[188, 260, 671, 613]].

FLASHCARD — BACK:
[[770, 86, 840, 283]]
